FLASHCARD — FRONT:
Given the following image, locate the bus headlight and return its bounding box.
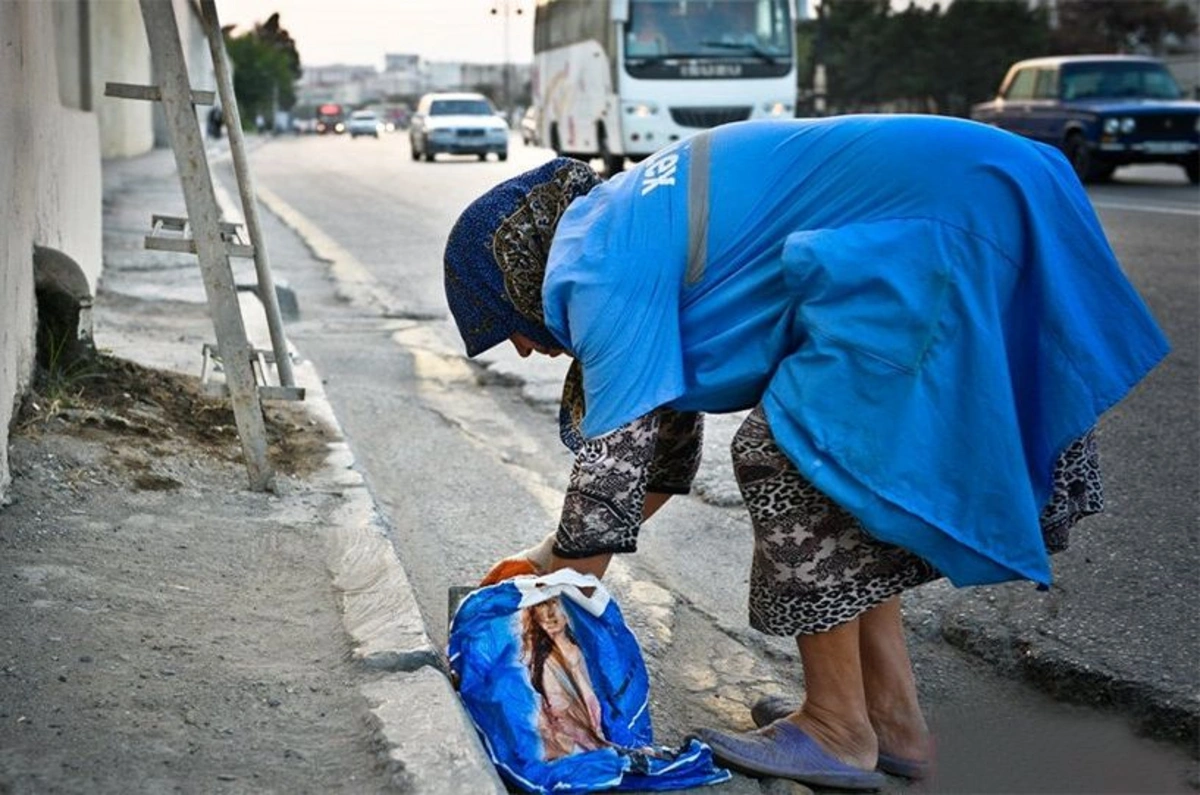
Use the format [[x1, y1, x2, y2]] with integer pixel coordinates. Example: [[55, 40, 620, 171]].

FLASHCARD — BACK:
[[763, 102, 793, 117], [623, 101, 659, 117]]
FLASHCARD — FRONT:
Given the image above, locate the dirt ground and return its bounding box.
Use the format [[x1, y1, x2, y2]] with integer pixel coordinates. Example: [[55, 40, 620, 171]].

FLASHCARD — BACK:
[[0, 353, 405, 794]]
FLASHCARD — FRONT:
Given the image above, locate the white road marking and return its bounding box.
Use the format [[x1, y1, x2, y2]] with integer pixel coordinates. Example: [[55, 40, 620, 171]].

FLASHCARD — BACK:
[[1092, 199, 1200, 217]]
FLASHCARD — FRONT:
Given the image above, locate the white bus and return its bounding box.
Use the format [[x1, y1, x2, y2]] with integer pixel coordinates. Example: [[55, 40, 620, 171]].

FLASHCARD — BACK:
[[531, 0, 797, 173]]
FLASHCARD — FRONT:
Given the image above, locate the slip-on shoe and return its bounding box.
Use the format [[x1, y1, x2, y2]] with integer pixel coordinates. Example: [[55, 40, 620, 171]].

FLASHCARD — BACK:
[[751, 694, 931, 781], [690, 720, 886, 791]]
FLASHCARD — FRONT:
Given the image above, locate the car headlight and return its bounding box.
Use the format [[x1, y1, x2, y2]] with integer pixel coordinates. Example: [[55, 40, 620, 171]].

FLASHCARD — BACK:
[[763, 101, 793, 117], [1103, 117, 1137, 135], [624, 101, 659, 117]]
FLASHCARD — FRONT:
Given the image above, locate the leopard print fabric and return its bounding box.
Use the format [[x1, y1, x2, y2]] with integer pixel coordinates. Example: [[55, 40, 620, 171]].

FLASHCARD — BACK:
[[646, 410, 704, 494], [555, 412, 660, 559], [732, 407, 1103, 637], [553, 409, 704, 558], [1039, 427, 1103, 553]]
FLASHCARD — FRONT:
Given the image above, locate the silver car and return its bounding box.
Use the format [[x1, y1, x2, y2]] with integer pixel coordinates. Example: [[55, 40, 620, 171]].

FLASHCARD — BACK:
[[347, 110, 381, 139], [410, 92, 509, 162]]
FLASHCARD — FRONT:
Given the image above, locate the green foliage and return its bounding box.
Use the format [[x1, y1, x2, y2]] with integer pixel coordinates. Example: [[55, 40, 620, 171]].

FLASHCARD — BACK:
[[800, 0, 1197, 116], [33, 328, 101, 410], [1050, 0, 1198, 55], [223, 12, 302, 125]]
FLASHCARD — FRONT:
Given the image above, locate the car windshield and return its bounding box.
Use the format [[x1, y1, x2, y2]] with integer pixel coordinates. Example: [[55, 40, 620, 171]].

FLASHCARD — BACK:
[[1061, 62, 1183, 101], [625, 0, 792, 61], [352, 112, 376, 120], [430, 99, 494, 115]]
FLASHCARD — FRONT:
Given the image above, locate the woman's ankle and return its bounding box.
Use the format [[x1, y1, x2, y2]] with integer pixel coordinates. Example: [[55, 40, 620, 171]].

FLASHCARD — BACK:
[[786, 703, 878, 771], [868, 710, 932, 762]]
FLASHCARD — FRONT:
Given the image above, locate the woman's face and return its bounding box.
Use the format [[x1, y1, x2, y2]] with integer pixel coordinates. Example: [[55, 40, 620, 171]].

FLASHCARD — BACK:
[[510, 332, 564, 358], [533, 600, 567, 636]]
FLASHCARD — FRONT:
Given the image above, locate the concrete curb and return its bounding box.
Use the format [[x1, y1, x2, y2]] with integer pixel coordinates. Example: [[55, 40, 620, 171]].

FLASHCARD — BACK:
[[210, 153, 509, 790], [234, 273, 506, 795]]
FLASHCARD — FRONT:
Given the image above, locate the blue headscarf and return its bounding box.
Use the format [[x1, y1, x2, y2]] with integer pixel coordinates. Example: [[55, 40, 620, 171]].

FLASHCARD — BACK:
[[444, 158, 601, 357]]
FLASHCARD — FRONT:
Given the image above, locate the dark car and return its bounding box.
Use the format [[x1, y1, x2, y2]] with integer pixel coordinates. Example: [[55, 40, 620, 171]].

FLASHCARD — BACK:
[[971, 55, 1199, 184]]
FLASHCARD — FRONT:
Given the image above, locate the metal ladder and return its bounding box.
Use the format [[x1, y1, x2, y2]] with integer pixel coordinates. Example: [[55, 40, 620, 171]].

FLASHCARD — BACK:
[[104, 0, 304, 491]]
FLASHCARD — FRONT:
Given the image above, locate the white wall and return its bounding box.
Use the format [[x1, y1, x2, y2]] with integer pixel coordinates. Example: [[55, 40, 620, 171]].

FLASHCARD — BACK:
[[0, 1, 103, 496], [93, 0, 156, 158], [0, 0, 172, 499]]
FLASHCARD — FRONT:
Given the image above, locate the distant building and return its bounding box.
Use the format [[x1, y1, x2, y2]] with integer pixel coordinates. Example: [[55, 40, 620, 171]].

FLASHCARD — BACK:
[[294, 55, 531, 111], [385, 53, 420, 73]]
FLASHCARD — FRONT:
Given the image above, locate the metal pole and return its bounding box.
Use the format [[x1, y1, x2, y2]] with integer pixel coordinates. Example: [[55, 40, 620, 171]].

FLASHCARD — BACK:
[[198, 0, 296, 389], [813, 0, 827, 116]]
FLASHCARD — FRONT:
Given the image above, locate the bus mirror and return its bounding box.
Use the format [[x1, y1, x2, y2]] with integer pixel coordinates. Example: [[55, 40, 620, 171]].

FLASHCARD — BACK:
[[611, 0, 629, 23]]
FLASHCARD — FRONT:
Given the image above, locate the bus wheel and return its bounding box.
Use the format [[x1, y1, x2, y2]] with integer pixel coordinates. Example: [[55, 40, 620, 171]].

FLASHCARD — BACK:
[[598, 127, 623, 176]]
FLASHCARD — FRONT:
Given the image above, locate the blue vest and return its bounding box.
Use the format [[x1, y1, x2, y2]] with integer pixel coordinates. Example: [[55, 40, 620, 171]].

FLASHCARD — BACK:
[[543, 116, 1168, 587]]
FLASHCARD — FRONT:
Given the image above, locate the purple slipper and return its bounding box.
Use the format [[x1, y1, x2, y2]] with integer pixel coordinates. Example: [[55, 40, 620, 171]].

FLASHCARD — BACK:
[[690, 720, 886, 791], [751, 694, 932, 781]]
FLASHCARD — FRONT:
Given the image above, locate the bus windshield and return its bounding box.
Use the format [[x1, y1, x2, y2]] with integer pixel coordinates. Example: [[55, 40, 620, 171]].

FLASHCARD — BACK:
[[625, 0, 793, 61]]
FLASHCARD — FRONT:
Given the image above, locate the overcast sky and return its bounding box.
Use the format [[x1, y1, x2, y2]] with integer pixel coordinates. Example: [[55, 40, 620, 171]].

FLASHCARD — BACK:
[[217, 0, 538, 69], [215, 0, 927, 70]]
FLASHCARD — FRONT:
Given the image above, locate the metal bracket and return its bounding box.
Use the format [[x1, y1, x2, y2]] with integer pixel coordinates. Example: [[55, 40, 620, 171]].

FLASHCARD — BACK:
[[144, 214, 255, 258], [200, 343, 305, 402]]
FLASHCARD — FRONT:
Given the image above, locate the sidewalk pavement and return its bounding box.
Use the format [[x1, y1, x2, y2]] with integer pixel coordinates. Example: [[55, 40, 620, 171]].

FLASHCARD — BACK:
[[0, 144, 505, 793]]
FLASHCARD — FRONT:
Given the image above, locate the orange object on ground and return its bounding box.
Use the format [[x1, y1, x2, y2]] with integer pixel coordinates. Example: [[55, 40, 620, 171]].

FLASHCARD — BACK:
[[479, 557, 543, 587]]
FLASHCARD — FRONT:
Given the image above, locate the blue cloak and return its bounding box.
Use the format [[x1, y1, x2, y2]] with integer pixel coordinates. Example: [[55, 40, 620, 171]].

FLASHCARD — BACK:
[[542, 116, 1169, 587]]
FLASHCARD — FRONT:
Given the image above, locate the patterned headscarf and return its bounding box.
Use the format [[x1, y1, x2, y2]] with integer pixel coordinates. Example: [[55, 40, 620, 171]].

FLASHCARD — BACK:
[[444, 158, 601, 357]]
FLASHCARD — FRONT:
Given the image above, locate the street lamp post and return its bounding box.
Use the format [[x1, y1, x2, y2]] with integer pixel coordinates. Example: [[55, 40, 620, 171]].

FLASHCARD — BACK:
[[490, 0, 524, 124]]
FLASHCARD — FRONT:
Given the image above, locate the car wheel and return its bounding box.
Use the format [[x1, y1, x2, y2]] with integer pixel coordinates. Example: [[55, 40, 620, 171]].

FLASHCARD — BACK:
[[1186, 158, 1199, 185], [478, 153, 488, 162], [498, 151, 508, 162], [1064, 132, 1109, 183]]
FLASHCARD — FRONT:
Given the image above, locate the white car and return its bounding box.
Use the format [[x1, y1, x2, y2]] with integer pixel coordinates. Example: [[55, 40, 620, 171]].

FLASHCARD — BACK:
[[409, 92, 509, 162], [347, 110, 380, 139]]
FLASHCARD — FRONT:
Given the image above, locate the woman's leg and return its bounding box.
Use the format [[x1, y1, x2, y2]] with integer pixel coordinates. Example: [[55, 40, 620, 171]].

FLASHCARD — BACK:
[[858, 597, 932, 763], [731, 407, 935, 769], [788, 619, 878, 769]]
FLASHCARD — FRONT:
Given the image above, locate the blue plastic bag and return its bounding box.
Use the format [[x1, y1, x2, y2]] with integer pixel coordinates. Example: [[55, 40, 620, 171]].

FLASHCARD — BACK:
[[448, 569, 730, 793]]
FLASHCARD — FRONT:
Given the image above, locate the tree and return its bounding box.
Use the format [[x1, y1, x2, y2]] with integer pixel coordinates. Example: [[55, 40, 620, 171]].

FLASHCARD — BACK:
[[797, 0, 1049, 117], [936, 0, 1049, 116], [224, 13, 302, 128], [1050, 0, 1198, 55]]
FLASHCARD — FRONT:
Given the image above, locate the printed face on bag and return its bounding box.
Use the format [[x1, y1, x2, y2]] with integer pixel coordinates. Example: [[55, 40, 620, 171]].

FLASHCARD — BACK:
[[532, 600, 568, 636], [520, 597, 609, 760]]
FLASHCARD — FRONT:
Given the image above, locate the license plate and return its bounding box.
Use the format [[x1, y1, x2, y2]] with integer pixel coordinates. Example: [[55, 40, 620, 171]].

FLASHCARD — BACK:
[[1141, 141, 1194, 154]]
